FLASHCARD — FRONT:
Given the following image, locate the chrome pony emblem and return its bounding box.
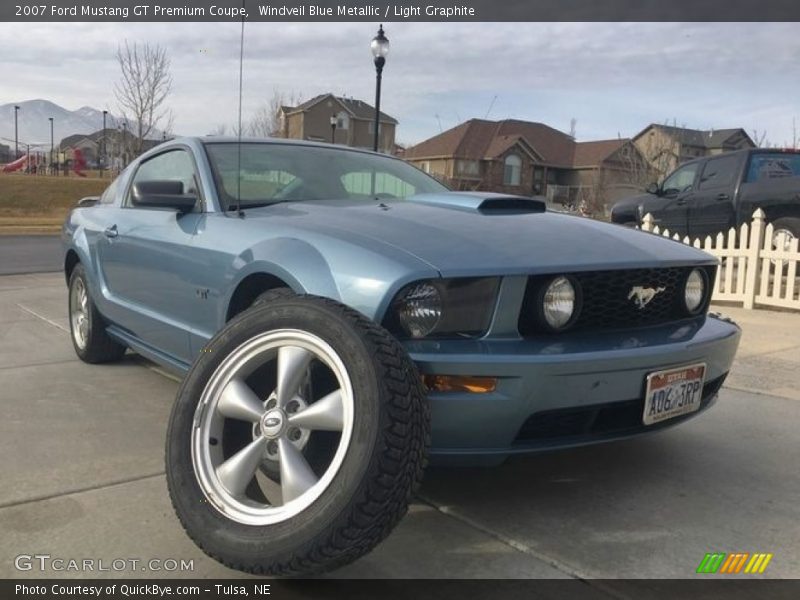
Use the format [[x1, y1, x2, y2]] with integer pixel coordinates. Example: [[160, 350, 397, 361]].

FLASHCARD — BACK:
[[628, 286, 666, 309]]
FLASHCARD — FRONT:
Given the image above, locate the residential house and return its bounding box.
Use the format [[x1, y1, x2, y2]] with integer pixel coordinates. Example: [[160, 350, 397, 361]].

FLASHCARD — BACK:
[[633, 124, 756, 178], [60, 128, 162, 169], [279, 93, 398, 153], [404, 119, 649, 213]]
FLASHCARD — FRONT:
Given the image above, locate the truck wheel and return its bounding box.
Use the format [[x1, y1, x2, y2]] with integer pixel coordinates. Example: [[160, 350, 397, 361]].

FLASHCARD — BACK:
[[68, 263, 127, 363], [772, 217, 800, 253], [166, 295, 429, 576]]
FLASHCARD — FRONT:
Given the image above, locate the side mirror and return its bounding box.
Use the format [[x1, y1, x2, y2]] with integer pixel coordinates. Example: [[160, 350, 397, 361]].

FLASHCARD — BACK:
[[645, 182, 660, 195], [131, 180, 197, 213]]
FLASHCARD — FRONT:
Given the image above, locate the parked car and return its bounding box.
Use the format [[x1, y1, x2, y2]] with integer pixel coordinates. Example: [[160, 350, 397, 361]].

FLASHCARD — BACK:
[[611, 149, 800, 247], [62, 137, 741, 575]]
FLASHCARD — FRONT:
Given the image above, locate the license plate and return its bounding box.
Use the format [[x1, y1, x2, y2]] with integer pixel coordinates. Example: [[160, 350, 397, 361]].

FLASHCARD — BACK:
[[643, 363, 706, 426]]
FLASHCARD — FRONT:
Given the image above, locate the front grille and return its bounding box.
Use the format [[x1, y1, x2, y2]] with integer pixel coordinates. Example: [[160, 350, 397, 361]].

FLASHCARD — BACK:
[[513, 374, 726, 446], [518, 266, 715, 335]]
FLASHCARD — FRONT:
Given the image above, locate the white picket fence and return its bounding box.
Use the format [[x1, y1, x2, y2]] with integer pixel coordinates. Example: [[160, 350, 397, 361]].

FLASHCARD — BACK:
[[640, 209, 800, 310]]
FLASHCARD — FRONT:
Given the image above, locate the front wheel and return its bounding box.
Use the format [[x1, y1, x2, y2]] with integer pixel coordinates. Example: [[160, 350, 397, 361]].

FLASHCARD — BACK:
[[166, 295, 429, 576]]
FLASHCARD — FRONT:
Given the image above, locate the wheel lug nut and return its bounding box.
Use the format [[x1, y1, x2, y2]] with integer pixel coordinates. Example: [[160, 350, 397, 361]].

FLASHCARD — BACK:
[[289, 428, 301, 441]]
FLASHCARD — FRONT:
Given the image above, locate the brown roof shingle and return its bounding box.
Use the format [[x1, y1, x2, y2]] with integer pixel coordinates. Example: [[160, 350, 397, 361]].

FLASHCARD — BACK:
[[572, 139, 627, 168], [406, 118, 617, 168]]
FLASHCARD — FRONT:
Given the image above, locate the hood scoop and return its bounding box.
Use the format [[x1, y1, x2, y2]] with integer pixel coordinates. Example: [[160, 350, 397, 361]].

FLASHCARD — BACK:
[[408, 192, 546, 214]]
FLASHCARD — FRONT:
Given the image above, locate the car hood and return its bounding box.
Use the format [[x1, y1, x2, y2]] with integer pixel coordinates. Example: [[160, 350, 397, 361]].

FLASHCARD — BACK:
[[244, 193, 714, 276], [610, 192, 651, 218]]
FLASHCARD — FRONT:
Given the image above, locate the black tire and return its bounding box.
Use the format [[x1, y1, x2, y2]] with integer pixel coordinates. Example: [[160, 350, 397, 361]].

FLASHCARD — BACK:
[[68, 263, 126, 363], [166, 295, 429, 576], [253, 287, 295, 307], [772, 217, 800, 242]]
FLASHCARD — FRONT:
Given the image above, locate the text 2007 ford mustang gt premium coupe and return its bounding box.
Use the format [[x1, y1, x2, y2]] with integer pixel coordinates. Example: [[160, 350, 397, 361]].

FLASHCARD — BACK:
[[62, 138, 740, 575]]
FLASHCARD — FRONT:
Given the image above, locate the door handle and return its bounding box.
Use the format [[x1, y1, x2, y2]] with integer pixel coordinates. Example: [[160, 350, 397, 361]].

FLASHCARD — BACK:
[[716, 193, 730, 201], [104, 225, 118, 238], [676, 198, 687, 206]]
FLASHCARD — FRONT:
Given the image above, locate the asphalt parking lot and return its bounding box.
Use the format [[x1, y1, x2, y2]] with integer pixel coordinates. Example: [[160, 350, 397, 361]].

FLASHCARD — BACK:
[[1, 271, 799, 584]]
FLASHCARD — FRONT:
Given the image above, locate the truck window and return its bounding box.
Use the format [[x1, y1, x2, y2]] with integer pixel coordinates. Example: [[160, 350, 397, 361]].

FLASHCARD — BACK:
[[661, 162, 700, 195], [698, 154, 740, 190], [745, 153, 800, 183]]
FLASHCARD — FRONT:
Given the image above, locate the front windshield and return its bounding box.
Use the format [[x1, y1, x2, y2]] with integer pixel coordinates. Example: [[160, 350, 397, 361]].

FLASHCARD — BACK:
[[204, 142, 448, 210]]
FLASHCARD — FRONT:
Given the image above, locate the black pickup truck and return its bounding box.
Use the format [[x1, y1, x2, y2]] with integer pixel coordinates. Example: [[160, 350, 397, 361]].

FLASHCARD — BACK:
[[611, 149, 800, 246]]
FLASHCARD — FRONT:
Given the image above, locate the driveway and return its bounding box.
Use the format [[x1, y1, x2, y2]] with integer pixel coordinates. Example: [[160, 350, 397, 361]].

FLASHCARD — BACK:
[[0, 272, 798, 583]]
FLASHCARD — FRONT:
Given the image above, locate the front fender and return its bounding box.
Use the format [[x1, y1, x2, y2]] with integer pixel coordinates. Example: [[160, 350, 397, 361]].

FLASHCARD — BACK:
[[222, 234, 438, 327]]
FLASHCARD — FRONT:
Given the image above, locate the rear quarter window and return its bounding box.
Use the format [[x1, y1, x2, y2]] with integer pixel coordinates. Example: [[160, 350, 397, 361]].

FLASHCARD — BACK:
[[745, 153, 800, 183]]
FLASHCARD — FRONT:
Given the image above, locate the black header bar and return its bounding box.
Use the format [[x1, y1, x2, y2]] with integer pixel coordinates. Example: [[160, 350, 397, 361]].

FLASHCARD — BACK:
[[3, 0, 800, 22]]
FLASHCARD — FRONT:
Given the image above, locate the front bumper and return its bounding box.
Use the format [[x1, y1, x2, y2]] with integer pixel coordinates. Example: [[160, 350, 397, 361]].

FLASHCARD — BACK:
[[405, 314, 741, 465]]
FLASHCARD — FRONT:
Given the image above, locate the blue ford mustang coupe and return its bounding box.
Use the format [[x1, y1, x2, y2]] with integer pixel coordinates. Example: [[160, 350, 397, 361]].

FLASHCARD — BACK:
[[62, 137, 740, 575]]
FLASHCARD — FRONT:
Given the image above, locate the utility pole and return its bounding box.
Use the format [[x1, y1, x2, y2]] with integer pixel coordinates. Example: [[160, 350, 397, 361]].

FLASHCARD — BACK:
[[102, 110, 108, 177], [49, 117, 54, 175], [14, 105, 20, 159]]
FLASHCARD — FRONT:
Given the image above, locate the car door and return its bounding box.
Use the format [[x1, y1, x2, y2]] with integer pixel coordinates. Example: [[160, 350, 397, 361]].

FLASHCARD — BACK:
[[641, 161, 702, 237], [96, 148, 204, 363], [688, 153, 742, 239]]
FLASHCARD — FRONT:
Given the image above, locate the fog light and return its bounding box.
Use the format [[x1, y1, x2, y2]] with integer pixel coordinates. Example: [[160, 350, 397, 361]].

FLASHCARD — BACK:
[[541, 276, 578, 330], [422, 375, 497, 393], [684, 268, 707, 314]]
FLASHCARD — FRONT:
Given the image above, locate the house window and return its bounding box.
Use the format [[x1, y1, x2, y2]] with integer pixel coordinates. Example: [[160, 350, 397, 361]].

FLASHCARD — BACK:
[[457, 160, 480, 177], [368, 121, 382, 135], [336, 112, 349, 130], [421, 161, 431, 173], [504, 154, 522, 186]]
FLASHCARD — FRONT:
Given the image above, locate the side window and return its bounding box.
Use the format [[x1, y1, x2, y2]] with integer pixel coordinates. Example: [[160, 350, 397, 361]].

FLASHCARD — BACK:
[[661, 162, 700, 195], [746, 153, 800, 182], [126, 150, 199, 208], [698, 155, 739, 190], [99, 177, 120, 204]]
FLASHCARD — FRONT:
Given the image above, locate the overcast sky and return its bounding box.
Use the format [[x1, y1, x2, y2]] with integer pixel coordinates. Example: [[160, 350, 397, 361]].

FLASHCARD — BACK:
[[0, 22, 798, 146]]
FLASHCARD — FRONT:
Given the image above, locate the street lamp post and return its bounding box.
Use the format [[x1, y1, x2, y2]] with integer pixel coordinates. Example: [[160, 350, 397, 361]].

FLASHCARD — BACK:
[[14, 105, 20, 159], [330, 114, 337, 144], [370, 25, 389, 153], [48, 117, 54, 175], [102, 110, 108, 177]]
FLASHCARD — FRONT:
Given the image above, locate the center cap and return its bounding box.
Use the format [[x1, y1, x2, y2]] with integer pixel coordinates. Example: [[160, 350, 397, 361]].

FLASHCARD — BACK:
[[260, 409, 286, 439]]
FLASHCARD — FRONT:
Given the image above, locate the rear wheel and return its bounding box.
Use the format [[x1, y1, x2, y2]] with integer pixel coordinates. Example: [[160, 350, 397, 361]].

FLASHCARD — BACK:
[[68, 264, 126, 363], [166, 295, 429, 576], [772, 217, 800, 252]]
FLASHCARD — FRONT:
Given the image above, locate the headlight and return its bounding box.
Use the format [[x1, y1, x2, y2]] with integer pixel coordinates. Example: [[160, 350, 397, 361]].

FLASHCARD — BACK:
[[387, 278, 500, 339], [395, 282, 442, 338], [541, 276, 579, 330], [684, 268, 707, 314]]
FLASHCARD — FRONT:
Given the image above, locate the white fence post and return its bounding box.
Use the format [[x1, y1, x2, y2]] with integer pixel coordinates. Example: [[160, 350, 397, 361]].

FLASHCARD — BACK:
[[641, 213, 654, 233], [743, 209, 765, 310]]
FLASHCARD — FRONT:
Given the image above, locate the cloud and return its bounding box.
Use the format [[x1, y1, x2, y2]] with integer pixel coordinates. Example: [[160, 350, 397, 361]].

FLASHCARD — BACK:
[[0, 22, 797, 145]]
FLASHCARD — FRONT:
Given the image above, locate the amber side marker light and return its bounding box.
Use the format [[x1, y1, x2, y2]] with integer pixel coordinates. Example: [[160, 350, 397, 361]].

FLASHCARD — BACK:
[[422, 375, 498, 393]]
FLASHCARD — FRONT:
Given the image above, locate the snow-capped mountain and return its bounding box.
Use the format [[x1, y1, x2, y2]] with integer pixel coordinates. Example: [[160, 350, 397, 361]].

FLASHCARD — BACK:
[[0, 99, 122, 148]]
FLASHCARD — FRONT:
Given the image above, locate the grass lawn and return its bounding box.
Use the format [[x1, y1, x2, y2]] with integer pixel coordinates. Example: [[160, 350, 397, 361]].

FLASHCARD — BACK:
[[0, 173, 110, 234]]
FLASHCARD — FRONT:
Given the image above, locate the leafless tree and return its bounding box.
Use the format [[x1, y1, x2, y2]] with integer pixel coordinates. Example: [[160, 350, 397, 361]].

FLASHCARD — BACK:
[[114, 41, 173, 155], [209, 124, 228, 136], [247, 90, 301, 138], [752, 129, 769, 148]]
